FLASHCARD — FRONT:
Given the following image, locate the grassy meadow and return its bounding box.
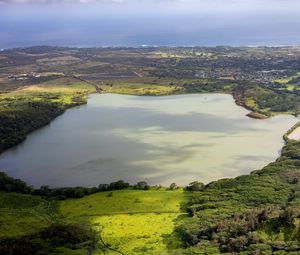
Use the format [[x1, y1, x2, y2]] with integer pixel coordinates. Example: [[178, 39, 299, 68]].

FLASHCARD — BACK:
[[0, 188, 191, 255], [0, 192, 60, 238], [60, 189, 190, 255], [103, 82, 183, 96]]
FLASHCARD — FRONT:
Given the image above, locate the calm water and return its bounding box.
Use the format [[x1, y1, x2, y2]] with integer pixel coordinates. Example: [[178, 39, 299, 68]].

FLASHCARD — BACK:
[[0, 93, 298, 187], [1, 2, 300, 48]]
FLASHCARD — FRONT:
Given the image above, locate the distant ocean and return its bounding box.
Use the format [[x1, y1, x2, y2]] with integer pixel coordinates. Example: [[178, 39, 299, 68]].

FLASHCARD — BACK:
[[1, 3, 300, 49]]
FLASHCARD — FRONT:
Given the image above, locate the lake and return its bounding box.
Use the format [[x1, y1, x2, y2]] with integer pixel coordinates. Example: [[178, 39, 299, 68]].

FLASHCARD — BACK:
[[0, 93, 298, 188]]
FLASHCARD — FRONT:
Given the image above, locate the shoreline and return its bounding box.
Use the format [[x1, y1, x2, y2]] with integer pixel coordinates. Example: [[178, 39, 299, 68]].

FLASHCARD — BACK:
[[288, 127, 300, 140], [1, 90, 297, 189], [285, 122, 300, 141], [0, 86, 290, 155], [102, 88, 270, 119]]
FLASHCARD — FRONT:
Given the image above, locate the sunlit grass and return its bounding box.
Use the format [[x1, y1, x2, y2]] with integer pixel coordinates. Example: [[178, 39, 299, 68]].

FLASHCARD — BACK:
[[244, 98, 256, 108], [60, 189, 188, 218], [93, 213, 184, 255], [104, 83, 183, 96], [60, 189, 190, 254], [0, 81, 96, 111], [273, 72, 300, 84]]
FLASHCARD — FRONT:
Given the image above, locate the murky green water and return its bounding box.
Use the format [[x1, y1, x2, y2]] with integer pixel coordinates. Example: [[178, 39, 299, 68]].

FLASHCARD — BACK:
[[0, 93, 298, 187]]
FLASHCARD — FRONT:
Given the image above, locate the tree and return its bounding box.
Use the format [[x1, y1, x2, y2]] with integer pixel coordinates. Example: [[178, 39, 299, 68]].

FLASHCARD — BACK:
[[98, 184, 109, 191], [108, 180, 130, 190], [169, 183, 177, 190], [0, 172, 32, 194], [185, 181, 205, 192], [134, 181, 150, 190]]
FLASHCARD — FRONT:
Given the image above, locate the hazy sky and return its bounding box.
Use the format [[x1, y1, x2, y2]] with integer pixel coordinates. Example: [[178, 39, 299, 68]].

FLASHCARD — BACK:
[[0, 0, 299, 9], [1, 0, 300, 48]]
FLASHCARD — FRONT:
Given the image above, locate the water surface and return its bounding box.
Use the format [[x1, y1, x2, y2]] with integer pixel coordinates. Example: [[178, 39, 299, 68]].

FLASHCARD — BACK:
[[1, 1, 300, 48], [0, 93, 297, 187]]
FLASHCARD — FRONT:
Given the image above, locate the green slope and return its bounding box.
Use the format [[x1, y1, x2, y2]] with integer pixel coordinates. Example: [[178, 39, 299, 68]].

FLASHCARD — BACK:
[[179, 138, 300, 254], [0, 192, 59, 238], [60, 189, 190, 255]]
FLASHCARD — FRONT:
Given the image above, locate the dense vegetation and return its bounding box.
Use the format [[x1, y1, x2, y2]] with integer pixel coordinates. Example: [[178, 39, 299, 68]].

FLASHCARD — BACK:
[[0, 80, 96, 153], [0, 172, 32, 194], [178, 137, 300, 254], [0, 172, 152, 200], [0, 171, 189, 255], [34, 180, 148, 200], [0, 223, 97, 255], [237, 84, 300, 115]]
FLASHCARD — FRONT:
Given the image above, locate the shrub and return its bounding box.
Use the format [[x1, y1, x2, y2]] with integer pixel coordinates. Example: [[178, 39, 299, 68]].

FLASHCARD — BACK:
[[0, 172, 32, 194], [134, 181, 150, 190], [185, 181, 205, 192], [108, 180, 130, 190]]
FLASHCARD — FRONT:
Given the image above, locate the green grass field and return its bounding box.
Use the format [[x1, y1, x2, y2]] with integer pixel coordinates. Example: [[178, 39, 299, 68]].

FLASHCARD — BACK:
[[273, 72, 300, 84], [0, 192, 60, 238], [60, 189, 190, 255], [103, 82, 183, 96], [0, 188, 191, 254]]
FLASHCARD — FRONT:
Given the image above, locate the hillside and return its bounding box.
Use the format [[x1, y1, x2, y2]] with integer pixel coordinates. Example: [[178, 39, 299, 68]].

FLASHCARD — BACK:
[[0, 182, 190, 255], [60, 189, 190, 255], [1, 134, 300, 254]]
